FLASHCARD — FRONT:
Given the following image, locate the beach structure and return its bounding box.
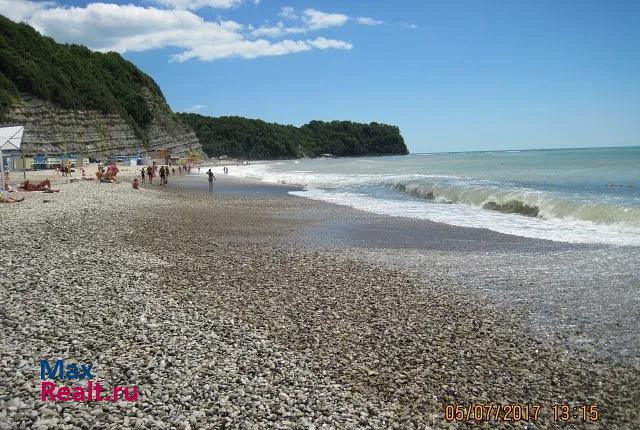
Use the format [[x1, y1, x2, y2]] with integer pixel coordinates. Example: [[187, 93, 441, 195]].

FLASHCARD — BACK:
[[107, 154, 142, 166], [14, 157, 34, 171], [28, 154, 91, 170], [0, 152, 21, 171], [0, 125, 24, 192], [33, 155, 48, 170], [33, 156, 62, 170], [146, 150, 171, 165]]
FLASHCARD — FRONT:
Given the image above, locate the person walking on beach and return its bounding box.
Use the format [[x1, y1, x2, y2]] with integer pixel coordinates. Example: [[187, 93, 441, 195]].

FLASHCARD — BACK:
[[207, 169, 216, 192], [147, 165, 153, 184], [160, 166, 167, 185], [140, 168, 146, 184]]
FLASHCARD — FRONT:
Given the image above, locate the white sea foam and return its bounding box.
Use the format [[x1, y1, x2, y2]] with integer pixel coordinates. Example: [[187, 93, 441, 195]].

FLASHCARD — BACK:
[[204, 149, 640, 247], [290, 188, 640, 246]]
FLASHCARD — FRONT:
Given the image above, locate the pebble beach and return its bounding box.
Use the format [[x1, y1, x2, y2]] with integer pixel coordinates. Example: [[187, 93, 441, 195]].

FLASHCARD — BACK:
[[0, 168, 638, 429]]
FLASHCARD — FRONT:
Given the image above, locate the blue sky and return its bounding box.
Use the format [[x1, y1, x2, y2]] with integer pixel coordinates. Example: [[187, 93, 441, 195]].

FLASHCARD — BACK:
[[2, 0, 640, 153]]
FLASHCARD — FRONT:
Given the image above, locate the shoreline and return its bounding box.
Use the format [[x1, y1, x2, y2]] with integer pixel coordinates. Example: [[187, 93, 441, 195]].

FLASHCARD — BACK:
[[1, 169, 638, 428], [167, 173, 597, 252], [167, 173, 640, 365]]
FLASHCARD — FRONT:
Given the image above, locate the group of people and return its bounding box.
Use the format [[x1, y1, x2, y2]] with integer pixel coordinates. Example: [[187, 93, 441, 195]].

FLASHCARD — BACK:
[[56, 164, 73, 177], [138, 163, 193, 188], [95, 163, 120, 183], [1, 161, 214, 203], [1, 174, 63, 204]]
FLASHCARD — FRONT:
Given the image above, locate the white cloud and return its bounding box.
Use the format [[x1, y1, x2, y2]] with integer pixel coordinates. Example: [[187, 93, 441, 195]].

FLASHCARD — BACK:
[[0, 0, 54, 22], [27, 3, 231, 53], [149, 0, 243, 10], [3, 2, 353, 62], [302, 8, 349, 30], [171, 36, 351, 62], [278, 6, 297, 20], [356, 17, 383, 26], [308, 37, 352, 50], [250, 21, 305, 38], [251, 8, 355, 38], [172, 38, 311, 62], [187, 104, 207, 111]]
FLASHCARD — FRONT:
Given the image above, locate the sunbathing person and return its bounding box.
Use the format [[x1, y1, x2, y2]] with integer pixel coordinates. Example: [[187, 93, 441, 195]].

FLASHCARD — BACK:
[[19, 179, 60, 192], [100, 173, 118, 183], [0, 194, 25, 203]]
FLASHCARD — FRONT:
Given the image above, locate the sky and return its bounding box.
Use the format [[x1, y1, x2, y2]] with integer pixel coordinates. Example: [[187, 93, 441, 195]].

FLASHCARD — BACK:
[[1, 0, 639, 153]]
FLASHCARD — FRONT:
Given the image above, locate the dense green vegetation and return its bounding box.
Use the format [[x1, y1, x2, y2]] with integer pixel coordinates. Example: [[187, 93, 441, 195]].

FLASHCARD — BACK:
[[177, 114, 409, 159], [0, 15, 162, 138], [0, 15, 408, 158]]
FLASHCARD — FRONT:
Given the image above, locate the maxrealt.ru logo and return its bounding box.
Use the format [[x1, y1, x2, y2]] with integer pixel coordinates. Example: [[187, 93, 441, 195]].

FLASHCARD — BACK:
[[40, 359, 138, 402]]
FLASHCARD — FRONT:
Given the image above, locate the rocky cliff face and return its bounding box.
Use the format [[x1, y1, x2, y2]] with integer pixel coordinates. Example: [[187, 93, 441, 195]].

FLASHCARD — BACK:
[[3, 91, 202, 157]]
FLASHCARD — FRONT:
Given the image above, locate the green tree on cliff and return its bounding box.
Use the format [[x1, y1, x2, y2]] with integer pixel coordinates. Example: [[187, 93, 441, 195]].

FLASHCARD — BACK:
[[0, 15, 160, 133], [177, 114, 409, 160]]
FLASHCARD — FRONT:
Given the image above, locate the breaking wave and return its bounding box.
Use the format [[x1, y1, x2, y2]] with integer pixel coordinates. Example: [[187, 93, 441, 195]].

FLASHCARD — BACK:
[[212, 160, 640, 246], [387, 179, 640, 227], [483, 200, 539, 217]]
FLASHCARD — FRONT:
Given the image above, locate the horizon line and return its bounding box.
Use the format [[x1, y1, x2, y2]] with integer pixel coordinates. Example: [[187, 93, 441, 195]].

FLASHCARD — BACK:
[[410, 144, 639, 156]]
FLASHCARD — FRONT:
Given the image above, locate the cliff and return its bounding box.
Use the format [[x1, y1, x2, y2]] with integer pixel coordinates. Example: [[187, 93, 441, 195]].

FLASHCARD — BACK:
[[3, 92, 202, 157], [0, 15, 202, 157]]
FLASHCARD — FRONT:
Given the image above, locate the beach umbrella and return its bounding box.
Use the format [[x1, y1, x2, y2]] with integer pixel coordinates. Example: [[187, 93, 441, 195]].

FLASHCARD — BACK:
[[0, 125, 24, 194]]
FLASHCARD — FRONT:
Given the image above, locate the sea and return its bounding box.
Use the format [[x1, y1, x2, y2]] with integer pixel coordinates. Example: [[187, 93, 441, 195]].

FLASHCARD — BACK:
[[214, 146, 640, 247]]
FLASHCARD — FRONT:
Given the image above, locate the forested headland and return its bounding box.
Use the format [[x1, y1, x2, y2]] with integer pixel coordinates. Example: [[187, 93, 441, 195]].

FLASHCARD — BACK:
[[0, 15, 164, 138], [0, 14, 408, 159], [177, 114, 409, 159]]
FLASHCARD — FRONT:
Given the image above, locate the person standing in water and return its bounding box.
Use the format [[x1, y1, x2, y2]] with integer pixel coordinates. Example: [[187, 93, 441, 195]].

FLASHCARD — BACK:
[[207, 169, 216, 192]]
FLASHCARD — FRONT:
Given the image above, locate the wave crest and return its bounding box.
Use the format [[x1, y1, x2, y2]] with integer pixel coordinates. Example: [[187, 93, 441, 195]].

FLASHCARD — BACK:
[[387, 179, 639, 227], [483, 200, 539, 217]]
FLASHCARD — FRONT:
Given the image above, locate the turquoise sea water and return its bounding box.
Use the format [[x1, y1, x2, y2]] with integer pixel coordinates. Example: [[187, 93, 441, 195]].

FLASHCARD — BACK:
[[212, 147, 640, 246]]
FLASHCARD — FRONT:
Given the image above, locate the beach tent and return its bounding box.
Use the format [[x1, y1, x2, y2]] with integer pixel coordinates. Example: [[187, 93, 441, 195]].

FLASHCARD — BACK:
[[0, 125, 24, 193]]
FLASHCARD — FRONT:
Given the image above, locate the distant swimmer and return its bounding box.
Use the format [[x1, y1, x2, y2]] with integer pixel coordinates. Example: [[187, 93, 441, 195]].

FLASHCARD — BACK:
[[207, 169, 216, 192]]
